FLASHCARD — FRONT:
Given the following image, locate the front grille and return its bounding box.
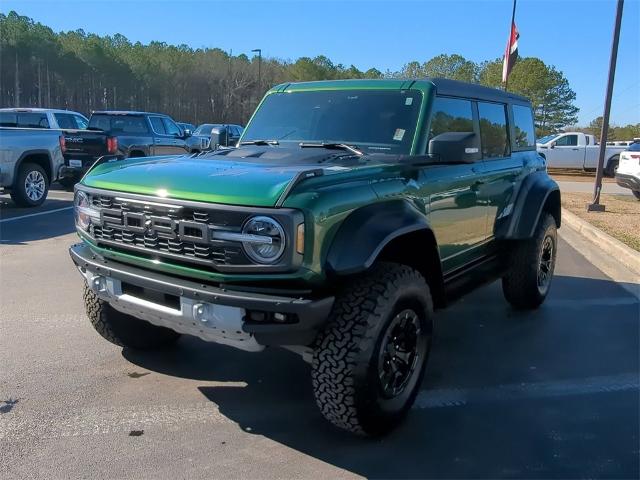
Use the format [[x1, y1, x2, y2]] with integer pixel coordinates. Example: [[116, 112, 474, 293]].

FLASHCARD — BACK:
[[88, 193, 248, 269]]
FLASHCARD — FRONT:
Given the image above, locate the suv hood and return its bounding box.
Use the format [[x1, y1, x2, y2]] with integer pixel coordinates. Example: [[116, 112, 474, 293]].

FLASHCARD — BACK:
[[81, 147, 368, 207]]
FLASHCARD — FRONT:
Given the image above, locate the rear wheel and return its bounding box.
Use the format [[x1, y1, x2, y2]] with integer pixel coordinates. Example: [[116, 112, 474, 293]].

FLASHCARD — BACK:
[[312, 263, 433, 436], [633, 190, 640, 201], [604, 156, 619, 177], [10, 162, 49, 207], [502, 213, 557, 309], [84, 284, 180, 350]]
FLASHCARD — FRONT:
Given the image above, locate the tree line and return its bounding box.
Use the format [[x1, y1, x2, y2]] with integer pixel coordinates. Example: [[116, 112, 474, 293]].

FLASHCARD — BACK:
[[0, 10, 606, 136]]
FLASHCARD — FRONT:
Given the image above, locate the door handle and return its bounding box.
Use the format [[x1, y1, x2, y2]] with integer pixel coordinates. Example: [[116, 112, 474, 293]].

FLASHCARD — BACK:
[[571, 148, 579, 151]]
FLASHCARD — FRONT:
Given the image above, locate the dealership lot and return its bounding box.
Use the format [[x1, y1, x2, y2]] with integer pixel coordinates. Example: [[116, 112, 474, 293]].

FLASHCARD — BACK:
[[1, 193, 638, 479]]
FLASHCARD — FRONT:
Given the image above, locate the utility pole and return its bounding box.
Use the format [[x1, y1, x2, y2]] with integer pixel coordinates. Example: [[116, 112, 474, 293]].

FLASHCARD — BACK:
[[251, 48, 262, 95], [588, 0, 624, 212]]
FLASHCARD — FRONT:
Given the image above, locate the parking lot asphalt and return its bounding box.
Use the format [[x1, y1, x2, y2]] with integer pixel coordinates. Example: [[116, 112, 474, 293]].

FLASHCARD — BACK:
[[1, 192, 638, 479]]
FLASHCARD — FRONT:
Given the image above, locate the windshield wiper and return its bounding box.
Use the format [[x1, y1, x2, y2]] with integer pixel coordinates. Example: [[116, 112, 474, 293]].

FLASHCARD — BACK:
[[240, 139, 279, 146], [299, 142, 363, 156]]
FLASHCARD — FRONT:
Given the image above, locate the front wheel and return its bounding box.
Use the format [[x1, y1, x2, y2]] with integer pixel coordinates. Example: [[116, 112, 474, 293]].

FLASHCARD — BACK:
[[502, 213, 557, 309], [312, 263, 433, 436], [84, 284, 181, 350]]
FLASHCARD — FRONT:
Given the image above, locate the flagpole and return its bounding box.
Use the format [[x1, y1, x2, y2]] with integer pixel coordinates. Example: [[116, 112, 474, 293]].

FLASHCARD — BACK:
[[505, 0, 517, 91]]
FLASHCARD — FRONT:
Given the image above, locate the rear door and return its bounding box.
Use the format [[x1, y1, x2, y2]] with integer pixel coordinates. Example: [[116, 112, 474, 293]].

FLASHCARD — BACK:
[[476, 102, 528, 238], [162, 117, 189, 154]]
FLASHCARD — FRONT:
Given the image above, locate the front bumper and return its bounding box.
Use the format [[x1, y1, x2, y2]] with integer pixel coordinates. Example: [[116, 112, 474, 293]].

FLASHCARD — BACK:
[[70, 242, 334, 350], [615, 172, 640, 192]]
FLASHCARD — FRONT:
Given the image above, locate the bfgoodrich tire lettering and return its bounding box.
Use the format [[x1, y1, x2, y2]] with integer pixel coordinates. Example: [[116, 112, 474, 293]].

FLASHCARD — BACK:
[[83, 284, 180, 350], [502, 213, 557, 309], [311, 262, 433, 436]]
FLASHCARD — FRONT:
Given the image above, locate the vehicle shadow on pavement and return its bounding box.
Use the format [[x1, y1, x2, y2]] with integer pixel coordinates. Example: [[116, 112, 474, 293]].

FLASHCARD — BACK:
[[0, 198, 75, 244], [124, 274, 639, 479]]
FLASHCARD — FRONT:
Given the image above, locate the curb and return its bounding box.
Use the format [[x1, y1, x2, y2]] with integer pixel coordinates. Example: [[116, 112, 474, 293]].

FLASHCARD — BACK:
[[561, 207, 640, 276]]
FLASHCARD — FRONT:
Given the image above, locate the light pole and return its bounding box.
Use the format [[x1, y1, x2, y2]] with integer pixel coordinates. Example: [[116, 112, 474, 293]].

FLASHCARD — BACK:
[[251, 48, 262, 95], [588, 0, 624, 212]]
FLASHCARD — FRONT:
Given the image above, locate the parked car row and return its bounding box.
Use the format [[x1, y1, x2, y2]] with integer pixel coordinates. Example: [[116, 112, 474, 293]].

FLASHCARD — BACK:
[[0, 107, 244, 206]]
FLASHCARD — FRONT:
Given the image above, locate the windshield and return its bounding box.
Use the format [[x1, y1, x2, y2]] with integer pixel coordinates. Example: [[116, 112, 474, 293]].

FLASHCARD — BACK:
[[537, 134, 559, 144], [242, 89, 423, 154]]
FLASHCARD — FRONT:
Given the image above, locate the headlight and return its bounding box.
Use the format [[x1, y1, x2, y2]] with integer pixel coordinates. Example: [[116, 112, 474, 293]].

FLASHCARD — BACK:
[[241, 216, 286, 264], [74, 190, 99, 231]]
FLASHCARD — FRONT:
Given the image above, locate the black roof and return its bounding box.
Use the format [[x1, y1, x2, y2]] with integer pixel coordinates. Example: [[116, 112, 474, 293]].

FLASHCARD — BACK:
[[426, 78, 531, 105], [91, 110, 168, 116]]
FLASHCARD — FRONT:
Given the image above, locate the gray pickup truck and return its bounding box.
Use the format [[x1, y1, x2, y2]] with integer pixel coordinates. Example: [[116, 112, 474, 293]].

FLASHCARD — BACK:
[[0, 127, 65, 207]]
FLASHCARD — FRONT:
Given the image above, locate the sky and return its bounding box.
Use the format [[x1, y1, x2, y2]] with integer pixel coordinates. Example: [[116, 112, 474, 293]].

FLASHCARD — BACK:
[[3, 0, 639, 126]]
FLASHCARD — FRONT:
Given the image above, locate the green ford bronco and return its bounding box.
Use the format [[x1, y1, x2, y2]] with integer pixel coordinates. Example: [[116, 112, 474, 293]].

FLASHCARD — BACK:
[[70, 78, 560, 435]]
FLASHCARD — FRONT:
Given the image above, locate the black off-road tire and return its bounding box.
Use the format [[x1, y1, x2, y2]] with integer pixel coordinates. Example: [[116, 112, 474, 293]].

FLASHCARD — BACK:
[[311, 262, 434, 436], [83, 284, 180, 350], [604, 156, 619, 178], [632, 190, 640, 201], [502, 213, 557, 310], [10, 162, 49, 207]]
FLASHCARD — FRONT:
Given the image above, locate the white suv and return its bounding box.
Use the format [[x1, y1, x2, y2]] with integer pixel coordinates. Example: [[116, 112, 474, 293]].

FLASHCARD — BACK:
[[616, 141, 640, 200]]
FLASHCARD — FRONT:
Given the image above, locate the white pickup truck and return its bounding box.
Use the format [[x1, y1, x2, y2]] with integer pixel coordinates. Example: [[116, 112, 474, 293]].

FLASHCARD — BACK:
[[537, 132, 627, 176]]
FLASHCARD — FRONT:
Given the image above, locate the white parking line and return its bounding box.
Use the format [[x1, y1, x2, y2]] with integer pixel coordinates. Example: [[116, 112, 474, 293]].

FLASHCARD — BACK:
[[0, 206, 74, 224]]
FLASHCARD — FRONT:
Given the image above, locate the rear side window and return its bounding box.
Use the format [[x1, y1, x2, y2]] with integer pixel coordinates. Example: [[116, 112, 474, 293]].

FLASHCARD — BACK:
[[89, 115, 149, 134], [0, 112, 17, 127], [478, 102, 510, 158], [54, 113, 77, 129], [74, 115, 88, 129], [511, 105, 536, 149], [17, 113, 49, 128], [150, 117, 166, 134], [428, 97, 474, 140], [555, 134, 578, 146]]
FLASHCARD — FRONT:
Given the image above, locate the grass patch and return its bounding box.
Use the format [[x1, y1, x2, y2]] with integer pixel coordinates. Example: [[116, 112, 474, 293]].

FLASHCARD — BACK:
[[561, 192, 640, 252]]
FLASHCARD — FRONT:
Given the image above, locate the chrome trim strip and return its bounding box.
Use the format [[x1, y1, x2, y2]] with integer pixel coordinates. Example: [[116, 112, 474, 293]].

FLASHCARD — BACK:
[[212, 231, 273, 244]]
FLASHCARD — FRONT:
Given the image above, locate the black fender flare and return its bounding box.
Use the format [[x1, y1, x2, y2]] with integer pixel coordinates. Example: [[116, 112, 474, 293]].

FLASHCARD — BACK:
[[326, 199, 431, 276], [13, 149, 53, 186], [499, 170, 561, 240]]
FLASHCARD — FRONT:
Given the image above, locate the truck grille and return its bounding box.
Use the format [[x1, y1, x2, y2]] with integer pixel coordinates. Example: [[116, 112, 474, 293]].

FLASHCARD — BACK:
[[88, 193, 248, 269]]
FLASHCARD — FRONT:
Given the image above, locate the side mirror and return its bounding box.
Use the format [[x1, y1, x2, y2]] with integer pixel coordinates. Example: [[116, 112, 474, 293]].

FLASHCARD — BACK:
[[428, 132, 479, 164], [183, 129, 192, 137], [210, 127, 230, 148], [550, 142, 556, 149]]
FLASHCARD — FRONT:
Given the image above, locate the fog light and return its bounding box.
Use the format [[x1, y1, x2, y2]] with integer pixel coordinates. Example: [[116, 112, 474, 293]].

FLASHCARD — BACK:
[[273, 312, 287, 323]]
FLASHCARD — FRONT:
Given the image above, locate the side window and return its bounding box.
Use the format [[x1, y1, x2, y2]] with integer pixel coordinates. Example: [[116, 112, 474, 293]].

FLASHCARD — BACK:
[[163, 118, 181, 136], [74, 115, 88, 129], [149, 117, 166, 134], [18, 113, 49, 128], [511, 104, 536, 149], [478, 102, 510, 159], [54, 113, 77, 129], [555, 134, 578, 146], [428, 97, 474, 140], [0, 112, 18, 127]]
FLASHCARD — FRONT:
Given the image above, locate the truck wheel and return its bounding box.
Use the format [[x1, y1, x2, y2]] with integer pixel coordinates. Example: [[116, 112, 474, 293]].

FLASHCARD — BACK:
[[502, 213, 557, 309], [83, 284, 180, 350], [312, 263, 433, 436], [633, 190, 640, 201], [604, 156, 619, 177], [10, 163, 49, 207]]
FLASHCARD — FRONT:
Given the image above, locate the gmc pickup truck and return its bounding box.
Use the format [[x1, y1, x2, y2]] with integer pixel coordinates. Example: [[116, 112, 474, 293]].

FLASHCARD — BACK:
[[537, 132, 626, 176], [60, 111, 194, 188], [0, 127, 65, 206]]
